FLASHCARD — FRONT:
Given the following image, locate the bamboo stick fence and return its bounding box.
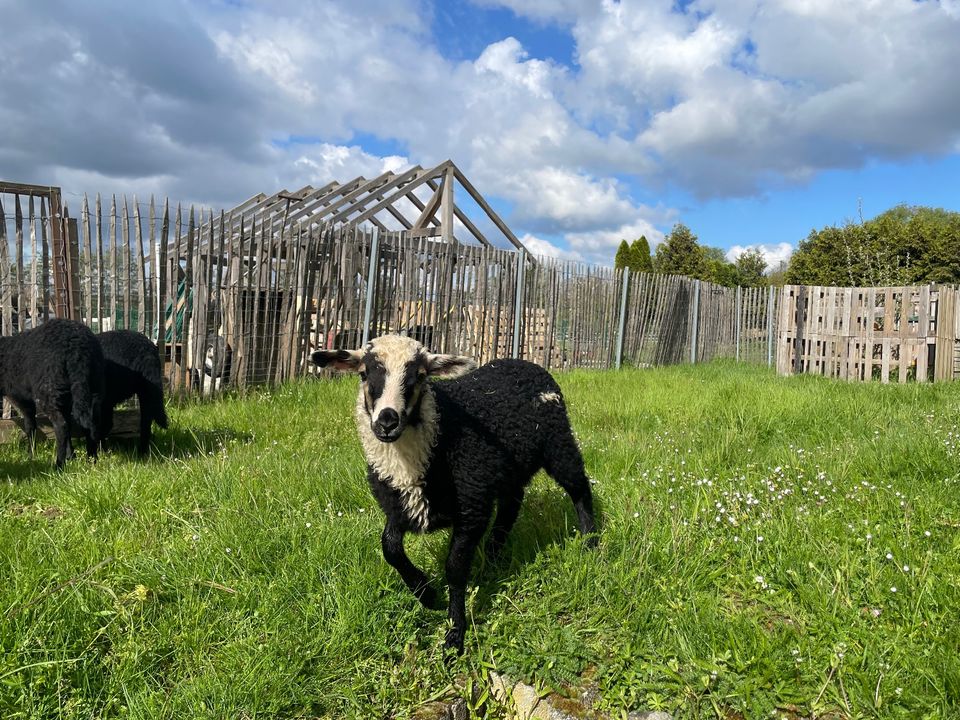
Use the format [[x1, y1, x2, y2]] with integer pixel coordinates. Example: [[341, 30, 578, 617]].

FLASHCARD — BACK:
[[6, 185, 957, 403]]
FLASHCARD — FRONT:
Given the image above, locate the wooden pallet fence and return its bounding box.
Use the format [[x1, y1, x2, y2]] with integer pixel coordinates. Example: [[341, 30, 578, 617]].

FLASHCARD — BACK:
[[775, 284, 954, 383]]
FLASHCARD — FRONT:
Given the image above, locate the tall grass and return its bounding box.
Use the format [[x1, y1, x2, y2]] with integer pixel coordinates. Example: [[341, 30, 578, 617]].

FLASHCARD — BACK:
[[1, 363, 958, 718]]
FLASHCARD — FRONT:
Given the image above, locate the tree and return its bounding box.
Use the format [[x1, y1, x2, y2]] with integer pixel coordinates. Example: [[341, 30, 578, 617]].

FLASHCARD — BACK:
[[654, 223, 706, 278], [629, 236, 653, 273], [614, 240, 631, 270], [785, 204, 960, 286], [734, 249, 767, 287], [701, 246, 738, 286]]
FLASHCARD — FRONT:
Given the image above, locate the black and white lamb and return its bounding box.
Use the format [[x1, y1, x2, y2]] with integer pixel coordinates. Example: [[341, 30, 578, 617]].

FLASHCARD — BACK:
[[0, 319, 104, 468], [312, 334, 597, 654], [97, 330, 169, 454]]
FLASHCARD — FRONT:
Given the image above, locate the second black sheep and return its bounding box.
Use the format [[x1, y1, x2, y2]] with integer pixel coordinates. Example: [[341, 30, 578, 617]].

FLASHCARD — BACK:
[[97, 330, 168, 454]]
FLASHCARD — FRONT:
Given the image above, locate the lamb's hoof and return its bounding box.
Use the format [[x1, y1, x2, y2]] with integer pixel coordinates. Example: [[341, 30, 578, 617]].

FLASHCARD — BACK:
[[415, 585, 439, 610], [583, 533, 599, 549]]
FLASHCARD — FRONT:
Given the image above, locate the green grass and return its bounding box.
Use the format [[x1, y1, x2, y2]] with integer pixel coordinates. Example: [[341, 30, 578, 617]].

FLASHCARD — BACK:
[[2, 362, 959, 719]]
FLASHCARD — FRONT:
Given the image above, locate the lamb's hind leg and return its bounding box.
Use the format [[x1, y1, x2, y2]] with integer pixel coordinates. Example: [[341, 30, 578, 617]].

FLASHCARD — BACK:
[[381, 522, 437, 609], [544, 430, 597, 546], [484, 486, 524, 562]]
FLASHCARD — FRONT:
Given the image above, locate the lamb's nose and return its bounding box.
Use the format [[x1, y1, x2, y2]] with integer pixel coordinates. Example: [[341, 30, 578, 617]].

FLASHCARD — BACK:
[[375, 409, 400, 435]]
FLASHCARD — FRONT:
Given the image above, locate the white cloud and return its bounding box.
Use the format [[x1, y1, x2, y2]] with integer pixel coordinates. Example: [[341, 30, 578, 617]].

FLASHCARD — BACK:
[[518, 233, 584, 261], [565, 220, 665, 265], [287, 144, 409, 188], [3, 0, 960, 268], [726, 242, 794, 270]]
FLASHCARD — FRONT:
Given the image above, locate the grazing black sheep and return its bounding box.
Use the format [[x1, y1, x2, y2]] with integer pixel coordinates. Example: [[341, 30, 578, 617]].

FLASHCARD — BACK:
[[312, 335, 597, 654], [0, 319, 104, 469], [97, 330, 168, 454]]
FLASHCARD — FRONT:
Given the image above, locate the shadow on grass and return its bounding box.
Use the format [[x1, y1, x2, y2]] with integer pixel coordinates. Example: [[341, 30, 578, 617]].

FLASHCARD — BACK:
[[415, 482, 604, 620], [0, 449, 56, 480], [103, 426, 253, 462]]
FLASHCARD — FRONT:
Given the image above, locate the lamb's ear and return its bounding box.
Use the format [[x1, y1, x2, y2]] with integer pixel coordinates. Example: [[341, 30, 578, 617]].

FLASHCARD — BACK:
[[425, 353, 477, 379], [311, 349, 363, 372]]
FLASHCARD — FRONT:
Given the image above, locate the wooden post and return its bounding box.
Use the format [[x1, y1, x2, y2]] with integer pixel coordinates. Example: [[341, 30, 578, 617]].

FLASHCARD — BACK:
[[690, 279, 700, 363], [48, 190, 74, 320], [512, 251, 525, 359], [767, 284, 775, 367], [615, 267, 630, 369], [440, 165, 455, 245], [361, 227, 379, 347], [64, 214, 82, 321], [734, 285, 743, 362]]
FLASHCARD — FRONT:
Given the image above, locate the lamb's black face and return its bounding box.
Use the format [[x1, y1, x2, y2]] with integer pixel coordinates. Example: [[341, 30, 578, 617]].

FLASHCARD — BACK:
[[311, 334, 479, 443]]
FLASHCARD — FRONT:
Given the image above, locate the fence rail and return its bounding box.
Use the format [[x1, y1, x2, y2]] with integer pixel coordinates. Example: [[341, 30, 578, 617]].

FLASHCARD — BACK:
[[4, 186, 957, 401]]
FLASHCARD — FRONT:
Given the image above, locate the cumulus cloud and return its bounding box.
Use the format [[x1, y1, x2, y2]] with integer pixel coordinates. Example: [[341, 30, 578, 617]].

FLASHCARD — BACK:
[[726, 242, 794, 270], [2, 0, 959, 265]]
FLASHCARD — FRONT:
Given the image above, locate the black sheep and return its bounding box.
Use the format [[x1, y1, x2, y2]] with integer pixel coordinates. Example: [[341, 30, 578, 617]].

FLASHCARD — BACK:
[[312, 335, 597, 654], [97, 330, 169, 454], [0, 319, 104, 469]]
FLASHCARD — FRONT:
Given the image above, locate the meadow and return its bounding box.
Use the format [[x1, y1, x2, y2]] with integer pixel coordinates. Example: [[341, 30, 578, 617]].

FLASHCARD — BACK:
[[1, 362, 959, 719]]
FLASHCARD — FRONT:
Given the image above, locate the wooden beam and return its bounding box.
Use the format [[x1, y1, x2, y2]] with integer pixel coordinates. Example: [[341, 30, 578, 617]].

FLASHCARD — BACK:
[[279, 178, 360, 227], [451, 163, 529, 255], [425, 178, 490, 247], [0, 181, 61, 196], [324, 166, 429, 226], [408, 227, 443, 238], [440, 165, 455, 245], [345, 162, 450, 226], [299, 170, 402, 225], [411, 184, 442, 230], [403, 187, 442, 228]]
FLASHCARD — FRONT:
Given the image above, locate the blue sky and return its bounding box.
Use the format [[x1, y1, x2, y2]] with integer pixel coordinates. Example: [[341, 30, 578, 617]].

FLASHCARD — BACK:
[[2, 0, 959, 268]]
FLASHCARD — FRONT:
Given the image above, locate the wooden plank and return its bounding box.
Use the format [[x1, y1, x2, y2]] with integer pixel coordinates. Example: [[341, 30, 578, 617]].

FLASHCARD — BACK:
[[324, 168, 425, 226], [411, 183, 442, 230], [155, 199, 169, 381], [347, 165, 447, 227], [0, 408, 142, 444], [0, 197, 11, 337], [29, 196, 37, 324], [135, 197, 147, 333], [423, 178, 491, 248], [122, 196, 132, 329], [15, 195, 24, 332], [167, 204, 183, 391], [440, 166, 455, 245], [82, 195, 93, 325], [180, 207, 195, 394], [95, 195, 105, 333], [40, 195, 51, 321], [109, 196, 118, 331], [451, 165, 528, 254], [148, 197, 158, 340]]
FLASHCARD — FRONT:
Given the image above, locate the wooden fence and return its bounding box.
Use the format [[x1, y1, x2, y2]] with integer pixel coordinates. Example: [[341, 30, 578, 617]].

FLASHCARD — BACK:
[[775, 284, 960, 382], [3, 187, 866, 405]]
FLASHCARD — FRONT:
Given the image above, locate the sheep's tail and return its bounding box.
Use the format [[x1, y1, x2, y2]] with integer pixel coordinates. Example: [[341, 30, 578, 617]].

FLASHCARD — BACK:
[[67, 353, 102, 439]]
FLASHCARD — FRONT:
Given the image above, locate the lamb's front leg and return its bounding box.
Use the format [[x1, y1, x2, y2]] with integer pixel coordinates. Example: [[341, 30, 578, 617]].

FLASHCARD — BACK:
[[443, 524, 485, 654], [381, 522, 437, 608]]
